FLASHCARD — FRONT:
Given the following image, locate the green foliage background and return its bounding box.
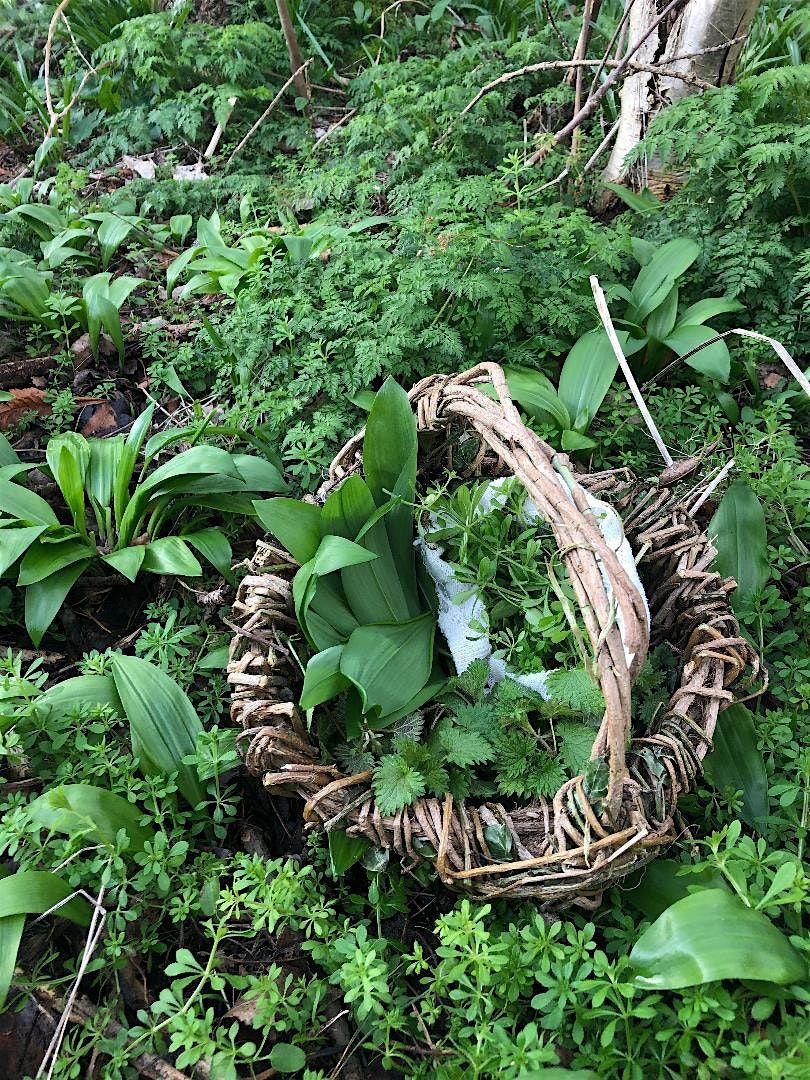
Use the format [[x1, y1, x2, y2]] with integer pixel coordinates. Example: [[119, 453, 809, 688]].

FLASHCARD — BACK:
[[0, 0, 808, 1077]]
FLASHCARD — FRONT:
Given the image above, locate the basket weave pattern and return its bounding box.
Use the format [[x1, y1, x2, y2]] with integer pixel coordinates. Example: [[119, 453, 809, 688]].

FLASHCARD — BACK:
[[228, 365, 763, 904]]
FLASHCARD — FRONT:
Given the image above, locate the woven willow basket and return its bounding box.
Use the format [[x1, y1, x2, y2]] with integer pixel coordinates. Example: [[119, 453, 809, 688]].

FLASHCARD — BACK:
[[228, 364, 763, 906]]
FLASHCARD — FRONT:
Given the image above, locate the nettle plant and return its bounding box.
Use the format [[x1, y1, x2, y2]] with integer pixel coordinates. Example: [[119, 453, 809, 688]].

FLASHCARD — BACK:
[[0, 408, 286, 644]]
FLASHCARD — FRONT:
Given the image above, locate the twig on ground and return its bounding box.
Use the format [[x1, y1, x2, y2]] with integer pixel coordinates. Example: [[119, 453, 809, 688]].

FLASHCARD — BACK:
[[275, 0, 311, 102], [313, 107, 358, 149], [688, 459, 735, 517], [375, 1, 430, 64], [566, 0, 601, 86], [541, 0, 569, 53], [43, 0, 111, 142], [590, 275, 674, 467], [537, 115, 619, 192], [226, 59, 312, 165], [37, 879, 108, 1080], [586, 0, 638, 98], [33, 988, 194, 1080]]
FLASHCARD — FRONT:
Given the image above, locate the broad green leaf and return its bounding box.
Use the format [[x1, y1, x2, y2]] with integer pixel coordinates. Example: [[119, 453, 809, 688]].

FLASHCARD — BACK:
[[363, 378, 419, 607], [300, 645, 351, 709], [561, 429, 598, 452], [328, 830, 370, 876], [625, 859, 728, 922], [198, 645, 229, 670], [367, 665, 447, 731], [92, 213, 136, 268], [87, 435, 124, 515], [646, 285, 679, 342], [36, 673, 121, 719], [709, 481, 769, 606], [6, 203, 65, 238], [349, 390, 375, 411], [306, 577, 359, 646], [28, 784, 152, 852], [253, 498, 322, 563], [629, 238, 699, 321], [322, 476, 414, 624], [140, 445, 241, 495], [54, 444, 87, 533], [25, 559, 90, 646], [269, 1044, 306, 1074], [119, 446, 241, 544], [0, 913, 24, 1009], [630, 890, 807, 989], [231, 454, 287, 493], [294, 535, 379, 642], [501, 365, 571, 430], [169, 214, 193, 242], [664, 323, 730, 382], [0, 870, 91, 924], [602, 183, 662, 213], [141, 536, 202, 577], [679, 297, 745, 325], [18, 535, 93, 585], [340, 614, 435, 720], [558, 330, 623, 433], [110, 654, 204, 806], [102, 545, 146, 582], [166, 246, 197, 294], [363, 377, 417, 509], [113, 403, 154, 532], [0, 432, 19, 467], [703, 703, 769, 829], [159, 363, 190, 399], [0, 525, 46, 577], [45, 432, 90, 492], [183, 528, 232, 578], [0, 478, 59, 525]]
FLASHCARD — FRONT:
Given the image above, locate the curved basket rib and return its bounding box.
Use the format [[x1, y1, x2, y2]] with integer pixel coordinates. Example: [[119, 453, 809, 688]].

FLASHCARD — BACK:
[[228, 365, 763, 905]]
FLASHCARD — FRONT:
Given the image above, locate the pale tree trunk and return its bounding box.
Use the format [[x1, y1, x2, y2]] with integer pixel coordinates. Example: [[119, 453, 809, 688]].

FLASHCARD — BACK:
[[602, 0, 760, 191]]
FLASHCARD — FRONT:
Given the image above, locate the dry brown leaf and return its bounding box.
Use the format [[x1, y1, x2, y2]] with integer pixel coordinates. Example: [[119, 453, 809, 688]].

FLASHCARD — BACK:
[[0, 387, 51, 429]]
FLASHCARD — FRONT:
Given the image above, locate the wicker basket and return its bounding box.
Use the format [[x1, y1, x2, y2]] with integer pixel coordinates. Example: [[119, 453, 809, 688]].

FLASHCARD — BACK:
[[228, 364, 763, 906]]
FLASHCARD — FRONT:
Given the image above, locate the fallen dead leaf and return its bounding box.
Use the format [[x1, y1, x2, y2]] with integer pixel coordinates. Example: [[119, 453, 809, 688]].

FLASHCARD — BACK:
[[0, 387, 51, 429], [79, 401, 119, 436]]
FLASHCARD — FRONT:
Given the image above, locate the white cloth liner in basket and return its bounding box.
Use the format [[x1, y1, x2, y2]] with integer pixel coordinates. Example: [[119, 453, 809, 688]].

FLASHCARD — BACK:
[[416, 469, 650, 698]]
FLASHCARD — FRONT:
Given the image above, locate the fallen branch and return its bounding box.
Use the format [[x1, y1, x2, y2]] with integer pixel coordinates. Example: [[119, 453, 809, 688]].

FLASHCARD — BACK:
[[204, 95, 238, 158], [536, 116, 620, 192], [313, 107, 358, 149], [528, 0, 689, 165], [32, 988, 194, 1080], [644, 327, 810, 400], [275, 0, 310, 102], [436, 48, 709, 146], [226, 59, 312, 165]]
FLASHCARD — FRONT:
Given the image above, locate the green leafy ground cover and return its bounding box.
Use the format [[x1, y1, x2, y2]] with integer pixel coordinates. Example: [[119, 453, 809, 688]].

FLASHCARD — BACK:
[[0, 0, 809, 1077]]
